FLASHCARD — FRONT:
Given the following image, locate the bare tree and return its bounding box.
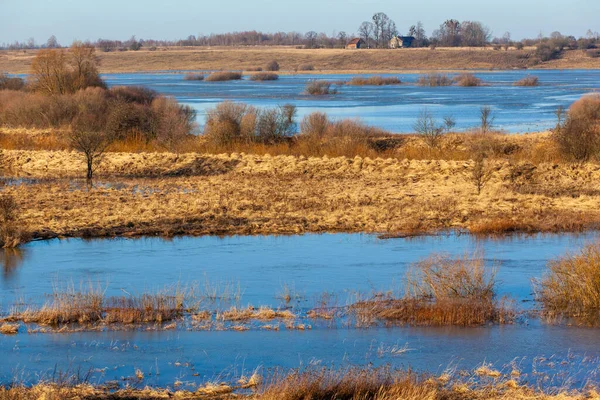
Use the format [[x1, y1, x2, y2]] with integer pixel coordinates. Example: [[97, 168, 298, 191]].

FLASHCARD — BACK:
[[46, 35, 60, 49], [471, 154, 494, 195], [70, 112, 114, 180], [480, 106, 495, 134], [358, 22, 374, 48], [414, 109, 454, 148], [408, 22, 427, 47], [461, 21, 492, 47], [305, 31, 318, 48]]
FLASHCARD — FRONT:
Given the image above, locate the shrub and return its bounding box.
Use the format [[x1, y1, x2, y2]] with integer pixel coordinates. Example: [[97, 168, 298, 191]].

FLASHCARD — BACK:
[[300, 112, 330, 137], [346, 76, 401, 86], [297, 63, 314, 71], [454, 73, 482, 87], [535, 243, 600, 323], [183, 73, 204, 81], [0, 74, 26, 91], [514, 75, 539, 86], [265, 60, 280, 71], [205, 72, 243, 82], [249, 72, 279, 81], [416, 73, 452, 86], [413, 109, 454, 148], [245, 67, 263, 72], [554, 95, 600, 161], [305, 80, 338, 95], [586, 49, 600, 58], [0, 194, 27, 248], [515, 42, 524, 50], [536, 42, 562, 62]]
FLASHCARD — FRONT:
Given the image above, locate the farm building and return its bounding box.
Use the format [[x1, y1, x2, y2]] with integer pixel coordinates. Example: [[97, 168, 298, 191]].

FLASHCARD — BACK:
[[346, 38, 364, 49], [389, 36, 415, 49]]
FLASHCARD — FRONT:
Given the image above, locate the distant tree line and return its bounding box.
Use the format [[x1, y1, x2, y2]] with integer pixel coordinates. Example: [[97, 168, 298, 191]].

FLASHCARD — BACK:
[[2, 17, 600, 54]]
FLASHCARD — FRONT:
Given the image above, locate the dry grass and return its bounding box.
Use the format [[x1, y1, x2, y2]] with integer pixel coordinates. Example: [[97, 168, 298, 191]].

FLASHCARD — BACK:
[[351, 253, 514, 327], [183, 73, 204, 81], [249, 72, 279, 81], [535, 243, 600, 323], [0, 323, 18, 335], [346, 76, 401, 86], [2, 139, 600, 242], [514, 75, 539, 86], [205, 71, 243, 82], [218, 306, 295, 322], [3, 48, 598, 74], [454, 73, 483, 87], [305, 80, 339, 95], [417, 73, 452, 86]]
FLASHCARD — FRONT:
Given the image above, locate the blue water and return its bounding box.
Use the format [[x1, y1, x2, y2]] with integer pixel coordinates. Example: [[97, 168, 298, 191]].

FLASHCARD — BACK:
[[103, 70, 600, 133], [2, 233, 600, 388]]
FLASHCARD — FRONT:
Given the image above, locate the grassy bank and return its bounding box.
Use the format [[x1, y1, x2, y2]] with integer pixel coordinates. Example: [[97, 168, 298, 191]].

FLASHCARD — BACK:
[[2, 47, 600, 74], [1, 141, 600, 242]]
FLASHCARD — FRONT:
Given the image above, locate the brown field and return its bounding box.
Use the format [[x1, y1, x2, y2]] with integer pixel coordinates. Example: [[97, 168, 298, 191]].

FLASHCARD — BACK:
[[1, 47, 600, 74], [2, 131, 600, 242]]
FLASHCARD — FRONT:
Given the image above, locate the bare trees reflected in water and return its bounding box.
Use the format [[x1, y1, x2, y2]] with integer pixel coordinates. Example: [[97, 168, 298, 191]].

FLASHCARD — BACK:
[[1, 248, 25, 280]]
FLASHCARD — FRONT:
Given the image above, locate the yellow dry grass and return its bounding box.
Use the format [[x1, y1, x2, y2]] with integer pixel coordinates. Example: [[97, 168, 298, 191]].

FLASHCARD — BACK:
[[2, 144, 600, 240], [1, 47, 599, 74]]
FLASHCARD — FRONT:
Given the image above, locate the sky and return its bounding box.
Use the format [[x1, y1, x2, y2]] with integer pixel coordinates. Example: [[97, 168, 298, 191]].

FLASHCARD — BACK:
[[1, 0, 598, 45]]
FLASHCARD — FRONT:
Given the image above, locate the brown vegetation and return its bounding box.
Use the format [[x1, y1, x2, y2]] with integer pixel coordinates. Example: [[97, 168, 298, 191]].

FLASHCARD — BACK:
[[554, 94, 600, 161], [3, 48, 598, 74], [0, 194, 28, 248], [514, 75, 539, 86], [535, 243, 600, 324], [183, 73, 204, 81], [454, 73, 483, 87], [417, 73, 452, 86], [346, 76, 401, 86], [205, 71, 243, 82], [305, 80, 339, 95], [249, 72, 279, 81]]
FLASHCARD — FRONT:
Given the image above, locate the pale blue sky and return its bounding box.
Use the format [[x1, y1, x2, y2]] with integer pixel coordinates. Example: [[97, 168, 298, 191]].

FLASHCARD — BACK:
[[1, 0, 598, 45]]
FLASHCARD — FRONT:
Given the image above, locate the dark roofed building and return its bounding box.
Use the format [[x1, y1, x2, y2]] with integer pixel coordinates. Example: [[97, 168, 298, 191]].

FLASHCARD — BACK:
[[390, 36, 415, 49]]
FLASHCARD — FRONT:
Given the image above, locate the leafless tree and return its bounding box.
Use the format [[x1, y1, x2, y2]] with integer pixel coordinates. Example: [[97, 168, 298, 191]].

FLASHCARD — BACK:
[[358, 22, 374, 48], [480, 106, 495, 134], [70, 112, 114, 180]]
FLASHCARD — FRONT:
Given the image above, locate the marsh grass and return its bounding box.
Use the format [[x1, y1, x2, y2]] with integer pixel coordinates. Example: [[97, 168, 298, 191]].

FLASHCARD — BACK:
[[417, 73, 452, 86], [249, 72, 279, 81], [218, 306, 295, 322], [346, 76, 401, 86], [514, 75, 539, 86], [183, 73, 204, 81], [205, 71, 243, 82], [351, 253, 514, 326], [305, 80, 339, 95], [535, 243, 600, 323], [454, 73, 483, 87]]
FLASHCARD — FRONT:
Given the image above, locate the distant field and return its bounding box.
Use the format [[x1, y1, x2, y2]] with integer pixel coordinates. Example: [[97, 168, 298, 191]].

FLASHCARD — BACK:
[[1, 47, 599, 74]]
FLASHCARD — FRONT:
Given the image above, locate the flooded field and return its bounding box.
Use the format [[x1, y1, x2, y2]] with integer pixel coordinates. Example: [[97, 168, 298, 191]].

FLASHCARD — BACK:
[[2, 233, 600, 388], [103, 70, 600, 133]]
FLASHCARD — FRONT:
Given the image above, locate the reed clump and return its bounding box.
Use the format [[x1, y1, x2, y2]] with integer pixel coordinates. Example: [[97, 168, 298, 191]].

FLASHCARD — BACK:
[[205, 71, 243, 82], [417, 73, 452, 86], [305, 80, 338, 95], [535, 243, 600, 323], [218, 306, 295, 322], [352, 253, 513, 326], [183, 73, 204, 81], [514, 75, 539, 86], [0, 193, 28, 248], [454, 73, 483, 87], [346, 76, 401, 86], [249, 72, 279, 81]]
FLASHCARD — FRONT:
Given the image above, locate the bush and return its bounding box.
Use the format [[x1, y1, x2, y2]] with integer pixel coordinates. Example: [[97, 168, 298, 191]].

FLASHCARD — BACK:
[[297, 63, 314, 71], [245, 67, 263, 72], [265, 60, 280, 71], [454, 73, 483, 87], [416, 73, 452, 86], [300, 112, 329, 137], [249, 72, 279, 81], [535, 244, 600, 323], [183, 73, 204, 81], [587, 49, 600, 58], [536, 42, 562, 62], [346, 76, 401, 86], [554, 95, 600, 161], [0, 74, 26, 91], [205, 72, 243, 82], [305, 80, 338, 95], [514, 75, 539, 86]]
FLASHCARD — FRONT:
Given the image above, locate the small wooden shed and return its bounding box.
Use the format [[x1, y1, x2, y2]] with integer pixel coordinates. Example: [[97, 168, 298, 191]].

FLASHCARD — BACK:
[[346, 38, 364, 49]]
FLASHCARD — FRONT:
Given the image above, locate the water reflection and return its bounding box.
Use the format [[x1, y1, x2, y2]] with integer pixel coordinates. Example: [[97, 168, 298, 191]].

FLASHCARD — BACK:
[[0, 247, 25, 280]]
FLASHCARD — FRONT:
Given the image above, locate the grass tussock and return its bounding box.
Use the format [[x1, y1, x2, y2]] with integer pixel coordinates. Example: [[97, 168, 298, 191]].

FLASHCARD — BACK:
[[305, 80, 339, 95], [0, 323, 18, 335], [454, 73, 483, 87], [0, 194, 28, 248], [417, 73, 452, 86], [346, 76, 401, 86], [514, 75, 539, 86], [296, 63, 314, 71], [535, 243, 600, 323], [352, 253, 513, 326], [8, 285, 188, 326], [183, 73, 204, 81], [218, 306, 295, 322], [205, 71, 243, 82], [249, 72, 279, 81]]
